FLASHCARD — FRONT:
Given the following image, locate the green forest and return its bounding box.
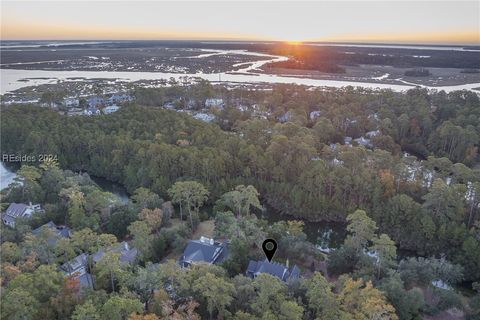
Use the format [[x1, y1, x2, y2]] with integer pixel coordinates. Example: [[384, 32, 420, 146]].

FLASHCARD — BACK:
[[1, 84, 479, 319]]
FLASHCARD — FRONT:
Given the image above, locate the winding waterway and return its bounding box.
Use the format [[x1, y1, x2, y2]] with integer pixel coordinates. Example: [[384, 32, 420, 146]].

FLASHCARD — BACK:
[[3, 67, 480, 95], [90, 176, 129, 204], [0, 162, 345, 250], [0, 162, 17, 190], [2, 49, 480, 94]]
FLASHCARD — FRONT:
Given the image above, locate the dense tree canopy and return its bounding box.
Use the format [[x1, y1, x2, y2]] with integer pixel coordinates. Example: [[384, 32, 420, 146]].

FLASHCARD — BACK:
[[1, 84, 479, 319]]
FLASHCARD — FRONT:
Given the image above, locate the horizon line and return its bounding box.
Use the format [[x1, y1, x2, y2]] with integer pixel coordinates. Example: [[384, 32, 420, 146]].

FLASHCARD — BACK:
[[1, 39, 479, 46]]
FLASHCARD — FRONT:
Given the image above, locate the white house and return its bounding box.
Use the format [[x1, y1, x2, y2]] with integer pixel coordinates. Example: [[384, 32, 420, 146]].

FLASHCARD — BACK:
[[354, 137, 372, 147], [432, 280, 453, 291], [309, 111, 322, 120], [84, 108, 100, 116], [365, 130, 381, 138], [2, 202, 43, 227], [278, 111, 293, 123], [163, 102, 176, 110], [64, 97, 79, 108], [104, 105, 120, 114], [67, 108, 84, 116], [344, 136, 353, 144], [205, 98, 224, 109], [194, 113, 215, 122]]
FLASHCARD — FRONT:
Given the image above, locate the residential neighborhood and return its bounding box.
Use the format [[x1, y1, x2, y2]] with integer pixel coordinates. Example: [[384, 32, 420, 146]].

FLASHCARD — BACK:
[[2, 83, 480, 319], [60, 241, 139, 289]]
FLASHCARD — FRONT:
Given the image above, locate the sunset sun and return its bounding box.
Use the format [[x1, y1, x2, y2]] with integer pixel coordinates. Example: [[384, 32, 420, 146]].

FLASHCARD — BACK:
[[285, 41, 304, 46]]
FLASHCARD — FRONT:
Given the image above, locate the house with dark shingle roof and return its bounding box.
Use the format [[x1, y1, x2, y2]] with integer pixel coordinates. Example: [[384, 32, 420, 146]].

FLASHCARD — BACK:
[[180, 236, 229, 268], [246, 260, 301, 282], [2, 202, 43, 227], [59, 241, 137, 290], [92, 241, 138, 265], [60, 253, 94, 289], [32, 221, 71, 238], [32, 221, 71, 246]]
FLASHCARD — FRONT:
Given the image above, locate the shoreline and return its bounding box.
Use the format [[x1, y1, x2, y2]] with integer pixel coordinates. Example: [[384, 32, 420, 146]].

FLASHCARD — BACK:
[[260, 65, 480, 88], [3, 67, 480, 95]]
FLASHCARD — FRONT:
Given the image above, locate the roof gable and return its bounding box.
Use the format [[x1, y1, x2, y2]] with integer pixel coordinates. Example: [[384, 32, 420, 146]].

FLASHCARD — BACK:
[[32, 221, 71, 241], [247, 260, 301, 281], [92, 241, 137, 264], [182, 239, 225, 265], [256, 260, 288, 279], [32, 221, 57, 236], [61, 253, 89, 273], [5, 203, 28, 217]]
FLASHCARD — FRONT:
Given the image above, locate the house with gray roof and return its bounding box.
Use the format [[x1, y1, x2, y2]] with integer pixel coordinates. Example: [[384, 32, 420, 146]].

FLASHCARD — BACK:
[[108, 94, 132, 104], [180, 236, 229, 268], [92, 241, 138, 265], [246, 260, 300, 282], [32, 221, 71, 245], [60, 253, 93, 289], [2, 202, 43, 227], [354, 136, 372, 148], [60, 241, 136, 289], [32, 221, 71, 238], [87, 96, 104, 108]]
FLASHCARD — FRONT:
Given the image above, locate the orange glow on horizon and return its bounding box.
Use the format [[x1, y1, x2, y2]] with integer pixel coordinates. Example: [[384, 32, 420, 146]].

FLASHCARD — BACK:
[[1, 1, 478, 45], [318, 30, 480, 45], [285, 41, 304, 46], [1, 21, 267, 41], [2, 17, 479, 45]]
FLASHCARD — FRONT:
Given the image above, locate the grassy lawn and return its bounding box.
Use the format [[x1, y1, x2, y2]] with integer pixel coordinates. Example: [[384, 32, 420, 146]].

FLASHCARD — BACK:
[[159, 219, 215, 263], [193, 219, 215, 239]]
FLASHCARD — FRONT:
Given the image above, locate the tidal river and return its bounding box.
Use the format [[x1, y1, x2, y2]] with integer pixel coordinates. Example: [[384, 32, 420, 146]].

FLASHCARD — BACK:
[[0, 162, 17, 190], [2, 48, 480, 94], [3, 68, 480, 95]]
